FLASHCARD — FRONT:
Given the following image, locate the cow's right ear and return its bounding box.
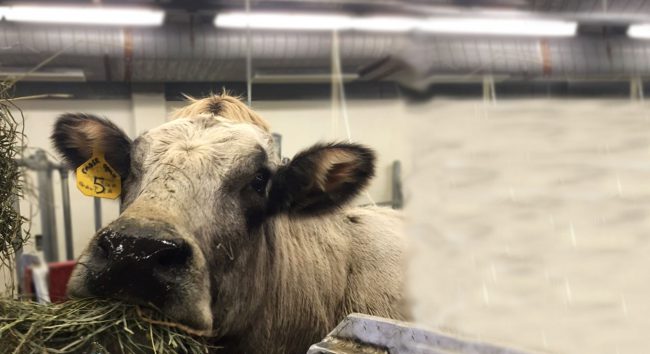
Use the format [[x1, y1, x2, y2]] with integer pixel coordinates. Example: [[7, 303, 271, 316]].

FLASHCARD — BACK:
[[51, 113, 131, 178], [267, 142, 375, 215]]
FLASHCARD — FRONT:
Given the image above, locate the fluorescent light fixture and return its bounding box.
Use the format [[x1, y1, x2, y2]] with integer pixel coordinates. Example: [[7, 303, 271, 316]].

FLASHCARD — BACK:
[[419, 18, 577, 37], [214, 11, 576, 37], [215, 12, 350, 31], [628, 24, 650, 39], [215, 12, 421, 32], [4, 6, 164, 26], [0, 68, 86, 82], [351, 16, 420, 32]]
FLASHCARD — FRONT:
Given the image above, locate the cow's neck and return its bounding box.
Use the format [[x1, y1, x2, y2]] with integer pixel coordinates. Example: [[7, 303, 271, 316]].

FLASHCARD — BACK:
[[255, 211, 353, 352]]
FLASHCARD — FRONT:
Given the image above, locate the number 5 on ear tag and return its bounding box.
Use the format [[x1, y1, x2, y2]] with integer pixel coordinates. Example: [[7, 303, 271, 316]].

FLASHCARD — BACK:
[[75, 151, 121, 199]]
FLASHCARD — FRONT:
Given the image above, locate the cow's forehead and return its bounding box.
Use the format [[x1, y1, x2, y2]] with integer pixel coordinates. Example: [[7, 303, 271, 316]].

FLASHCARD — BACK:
[[144, 116, 271, 149], [135, 115, 275, 167]]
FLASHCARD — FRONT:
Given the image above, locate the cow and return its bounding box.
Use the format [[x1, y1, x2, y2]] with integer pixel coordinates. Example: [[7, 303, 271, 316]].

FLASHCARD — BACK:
[[51, 94, 408, 353]]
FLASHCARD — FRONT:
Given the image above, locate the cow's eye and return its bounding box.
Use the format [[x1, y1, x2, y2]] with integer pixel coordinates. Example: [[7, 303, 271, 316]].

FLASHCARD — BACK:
[[250, 170, 270, 195]]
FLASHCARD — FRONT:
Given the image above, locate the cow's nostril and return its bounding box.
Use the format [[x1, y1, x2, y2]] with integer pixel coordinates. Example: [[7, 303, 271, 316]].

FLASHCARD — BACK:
[[96, 231, 113, 259], [156, 242, 192, 269]]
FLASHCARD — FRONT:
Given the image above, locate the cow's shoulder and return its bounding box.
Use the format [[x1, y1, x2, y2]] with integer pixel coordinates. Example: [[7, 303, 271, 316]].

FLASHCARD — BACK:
[[340, 206, 408, 319], [343, 206, 405, 263]]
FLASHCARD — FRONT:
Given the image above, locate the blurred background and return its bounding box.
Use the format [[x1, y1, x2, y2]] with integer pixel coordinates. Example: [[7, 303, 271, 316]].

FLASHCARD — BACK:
[[2, 0, 650, 353]]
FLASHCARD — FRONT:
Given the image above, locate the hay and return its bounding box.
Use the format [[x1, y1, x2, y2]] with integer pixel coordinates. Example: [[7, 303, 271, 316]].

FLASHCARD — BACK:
[[0, 298, 214, 354], [0, 82, 28, 296]]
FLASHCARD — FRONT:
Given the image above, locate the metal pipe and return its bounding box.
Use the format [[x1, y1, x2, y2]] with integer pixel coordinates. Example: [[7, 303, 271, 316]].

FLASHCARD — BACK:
[[245, 0, 252, 106], [34, 150, 59, 262], [93, 197, 102, 231], [59, 168, 74, 260]]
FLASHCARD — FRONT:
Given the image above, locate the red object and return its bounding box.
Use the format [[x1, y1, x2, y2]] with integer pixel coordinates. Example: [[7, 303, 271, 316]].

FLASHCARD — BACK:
[[48, 261, 76, 302], [22, 266, 33, 299], [23, 260, 77, 303]]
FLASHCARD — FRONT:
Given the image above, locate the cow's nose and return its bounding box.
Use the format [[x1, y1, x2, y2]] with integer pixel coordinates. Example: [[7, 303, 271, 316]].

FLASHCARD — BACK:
[[89, 228, 192, 305], [96, 230, 192, 269]]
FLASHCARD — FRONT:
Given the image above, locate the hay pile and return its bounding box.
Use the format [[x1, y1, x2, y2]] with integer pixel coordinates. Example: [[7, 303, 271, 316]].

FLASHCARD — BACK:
[[0, 298, 213, 354], [0, 87, 214, 353], [0, 83, 27, 293]]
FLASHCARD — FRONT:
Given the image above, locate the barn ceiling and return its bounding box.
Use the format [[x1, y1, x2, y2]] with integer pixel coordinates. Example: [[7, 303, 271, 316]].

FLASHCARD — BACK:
[[2, 0, 650, 88]]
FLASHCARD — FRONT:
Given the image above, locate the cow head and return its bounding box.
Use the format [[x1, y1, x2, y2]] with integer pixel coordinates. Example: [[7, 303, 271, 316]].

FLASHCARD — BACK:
[[51, 94, 375, 333]]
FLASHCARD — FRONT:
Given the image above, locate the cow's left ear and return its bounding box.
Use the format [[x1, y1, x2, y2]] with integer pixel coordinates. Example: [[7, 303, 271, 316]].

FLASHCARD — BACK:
[[51, 113, 132, 179], [268, 143, 375, 215]]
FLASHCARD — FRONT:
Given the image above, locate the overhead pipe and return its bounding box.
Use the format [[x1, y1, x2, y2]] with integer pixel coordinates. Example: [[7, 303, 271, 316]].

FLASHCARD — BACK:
[[3, 22, 650, 84]]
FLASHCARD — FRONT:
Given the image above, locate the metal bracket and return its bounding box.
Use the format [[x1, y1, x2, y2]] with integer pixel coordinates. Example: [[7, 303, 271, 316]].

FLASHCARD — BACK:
[[630, 77, 644, 101], [483, 75, 497, 104], [309, 313, 532, 354]]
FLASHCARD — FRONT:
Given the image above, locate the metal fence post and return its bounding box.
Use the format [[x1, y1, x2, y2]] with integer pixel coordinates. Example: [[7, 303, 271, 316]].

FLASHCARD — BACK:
[[33, 150, 59, 262], [94, 197, 102, 231], [59, 168, 74, 260], [392, 160, 403, 209]]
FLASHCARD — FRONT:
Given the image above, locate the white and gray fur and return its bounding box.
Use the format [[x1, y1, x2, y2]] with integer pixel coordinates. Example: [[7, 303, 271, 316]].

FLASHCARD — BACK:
[[51, 95, 408, 354]]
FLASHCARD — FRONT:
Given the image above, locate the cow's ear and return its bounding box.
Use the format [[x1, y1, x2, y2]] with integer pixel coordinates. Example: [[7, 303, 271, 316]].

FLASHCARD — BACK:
[[268, 143, 375, 215], [51, 113, 131, 178]]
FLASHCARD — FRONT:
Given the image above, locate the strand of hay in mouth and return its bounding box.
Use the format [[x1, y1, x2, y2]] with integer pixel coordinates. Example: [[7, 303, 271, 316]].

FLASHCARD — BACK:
[[0, 298, 214, 354]]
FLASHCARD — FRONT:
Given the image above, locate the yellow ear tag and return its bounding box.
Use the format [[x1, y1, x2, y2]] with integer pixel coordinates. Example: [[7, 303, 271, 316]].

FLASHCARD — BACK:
[[75, 151, 122, 199]]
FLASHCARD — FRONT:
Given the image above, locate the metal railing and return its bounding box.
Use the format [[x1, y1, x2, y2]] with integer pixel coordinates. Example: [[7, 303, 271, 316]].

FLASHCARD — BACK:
[[15, 149, 103, 263]]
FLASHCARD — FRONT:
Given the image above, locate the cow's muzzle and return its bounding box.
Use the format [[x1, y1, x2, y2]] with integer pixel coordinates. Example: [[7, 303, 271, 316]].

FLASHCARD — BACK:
[[67, 218, 213, 330], [87, 227, 192, 306]]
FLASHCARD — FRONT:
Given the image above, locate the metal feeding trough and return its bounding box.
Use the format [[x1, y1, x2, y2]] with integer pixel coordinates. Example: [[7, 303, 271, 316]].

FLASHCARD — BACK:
[[308, 313, 532, 354]]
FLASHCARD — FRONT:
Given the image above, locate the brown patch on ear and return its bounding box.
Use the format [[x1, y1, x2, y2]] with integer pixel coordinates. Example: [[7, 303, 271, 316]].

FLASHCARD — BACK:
[[70, 119, 110, 159], [170, 93, 271, 133], [314, 149, 362, 192], [79, 120, 106, 141], [324, 161, 361, 191]]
